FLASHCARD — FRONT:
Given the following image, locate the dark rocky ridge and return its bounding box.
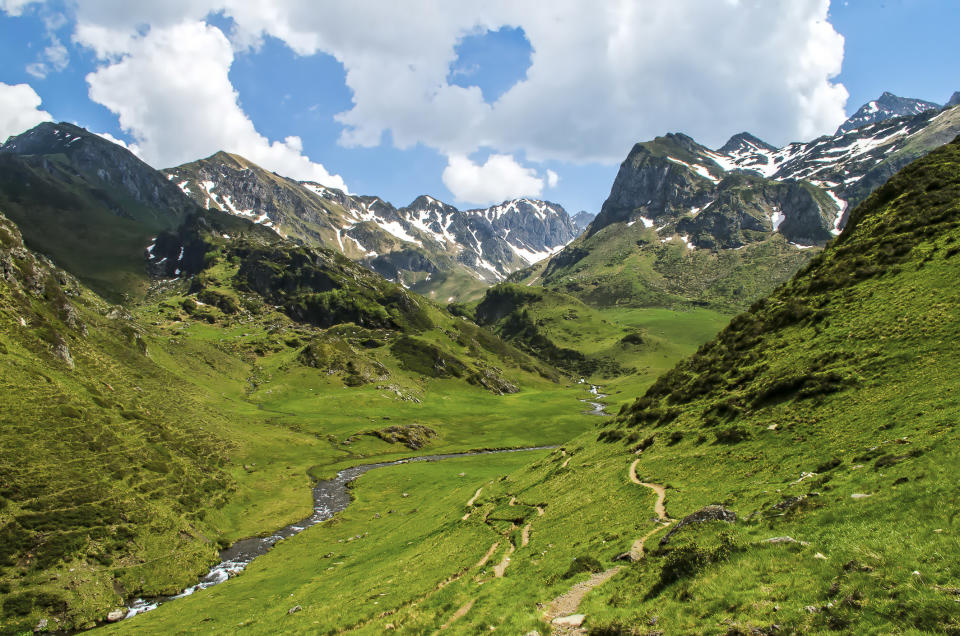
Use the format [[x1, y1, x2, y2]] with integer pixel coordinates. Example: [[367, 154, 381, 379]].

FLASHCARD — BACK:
[[835, 91, 940, 135]]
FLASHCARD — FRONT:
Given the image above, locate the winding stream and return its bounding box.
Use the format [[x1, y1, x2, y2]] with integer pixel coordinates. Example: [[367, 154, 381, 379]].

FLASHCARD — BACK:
[[123, 445, 557, 620], [121, 384, 604, 622], [580, 384, 611, 416]]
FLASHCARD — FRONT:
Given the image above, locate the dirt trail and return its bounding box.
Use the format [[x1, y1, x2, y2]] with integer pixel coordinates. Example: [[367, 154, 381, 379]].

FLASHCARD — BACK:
[[462, 487, 484, 520], [543, 567, 621, 623], [494, 542, 515, 577], [521, 523, 532, 547], [466, 487, 483, 507], [543, 458, 672, 633], [628, 458, 668, 520], [439, 599, 475, 630], [474, 541, 500, 569]]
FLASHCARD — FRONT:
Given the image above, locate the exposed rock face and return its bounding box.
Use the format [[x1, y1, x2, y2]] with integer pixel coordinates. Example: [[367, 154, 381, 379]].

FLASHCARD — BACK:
[[571, 210, 596, 233], [591, 133, 834, 248], [947, 91, 960, 108], [658, 505, 737, 547], [836, 91, 940, 135], [583, 100, 960, 252], [165, 153, 578, 288]]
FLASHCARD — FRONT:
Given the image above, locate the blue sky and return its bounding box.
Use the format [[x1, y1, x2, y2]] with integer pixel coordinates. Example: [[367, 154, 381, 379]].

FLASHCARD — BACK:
[[0, 1, 957, 215]]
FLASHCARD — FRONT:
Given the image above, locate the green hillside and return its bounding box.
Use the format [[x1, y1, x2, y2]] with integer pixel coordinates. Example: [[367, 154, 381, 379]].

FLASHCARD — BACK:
[[105, 137, 960, 634], [0, 203, 595, 633]]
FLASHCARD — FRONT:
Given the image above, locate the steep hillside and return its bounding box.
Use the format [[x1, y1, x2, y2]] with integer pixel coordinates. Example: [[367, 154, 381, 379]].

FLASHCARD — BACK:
[[165, 153, 577, 300], [0, 123, 198, 300]]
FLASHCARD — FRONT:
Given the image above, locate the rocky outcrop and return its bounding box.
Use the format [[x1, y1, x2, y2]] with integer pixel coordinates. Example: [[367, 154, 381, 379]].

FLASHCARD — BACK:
[[658, 505, 737, 547], [836, 92, 940, 135]]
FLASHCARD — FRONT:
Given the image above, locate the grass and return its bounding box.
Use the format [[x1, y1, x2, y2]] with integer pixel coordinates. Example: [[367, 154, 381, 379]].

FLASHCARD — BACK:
[[87, 137, 960, 634]]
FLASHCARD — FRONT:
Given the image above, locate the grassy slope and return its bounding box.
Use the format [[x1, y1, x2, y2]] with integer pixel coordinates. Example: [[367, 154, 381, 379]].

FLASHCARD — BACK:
[[474, 284, 730, 405], [0, 207, 600, 633], [115, 138, 960, 634], [514, 221, 816, 312]]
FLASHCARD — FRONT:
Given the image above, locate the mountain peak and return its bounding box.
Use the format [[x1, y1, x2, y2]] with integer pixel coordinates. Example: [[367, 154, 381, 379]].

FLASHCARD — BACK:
[[947, 91, 960, 108], [837, 92, 940, 135], [718, 132, 776, 154]]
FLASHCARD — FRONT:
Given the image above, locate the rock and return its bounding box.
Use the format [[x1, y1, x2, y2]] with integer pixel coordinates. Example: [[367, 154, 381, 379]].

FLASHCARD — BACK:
[[53, 341, 74, 369], [524, 632, 541, 636], [402, 493, 409, 498], [552, 614, 586, 627], [288, 605, 302, 615], [764, 536, 798, 544], [659, 505, 737, 547], [612, 551, 635, 562], [805, 605, 820, 614], [814, 552, 828, 560], [851, 493, 872, 499], [105, 609, 126, 622], [33, 618, 48, 632]]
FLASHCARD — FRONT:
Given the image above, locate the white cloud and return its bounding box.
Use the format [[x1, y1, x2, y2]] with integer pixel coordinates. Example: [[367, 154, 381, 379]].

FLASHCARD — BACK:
[[26, 38, 69, 78], [442, 153, 544, 205], [56, 1, 846, 190], [94, 130, 133, 150], [181, 0, 846, 160], [546, 169, 559, 188], [0, 0, 39, 16], [0, 82, 53, 142], [82, 20, 348, 191]]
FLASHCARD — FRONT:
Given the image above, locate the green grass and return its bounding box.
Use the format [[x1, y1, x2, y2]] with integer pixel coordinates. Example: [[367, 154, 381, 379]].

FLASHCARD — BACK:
[[89, 137, 960, 634]]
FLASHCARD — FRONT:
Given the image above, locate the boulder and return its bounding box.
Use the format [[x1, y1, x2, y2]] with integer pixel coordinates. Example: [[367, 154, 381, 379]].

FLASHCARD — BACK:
[[659, 505, 737, 547]]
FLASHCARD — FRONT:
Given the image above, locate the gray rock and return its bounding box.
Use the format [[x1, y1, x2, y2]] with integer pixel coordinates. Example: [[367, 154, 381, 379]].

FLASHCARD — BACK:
[[659, 505, 737, 547], [33, 618, 48, 632], [288, 605, 302, 615]]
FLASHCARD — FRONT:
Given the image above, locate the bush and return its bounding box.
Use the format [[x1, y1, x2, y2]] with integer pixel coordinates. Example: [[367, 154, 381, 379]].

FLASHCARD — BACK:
[[562, 555, 604, 579], [714, 426, 751, 444]]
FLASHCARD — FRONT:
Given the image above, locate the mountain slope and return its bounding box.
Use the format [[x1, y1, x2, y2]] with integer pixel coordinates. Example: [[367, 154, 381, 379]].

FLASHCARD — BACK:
[[164, 153, 577, 300], [835, 91, 940, 135], [0, 123, 199, 300], [517, 102, 960, 315]]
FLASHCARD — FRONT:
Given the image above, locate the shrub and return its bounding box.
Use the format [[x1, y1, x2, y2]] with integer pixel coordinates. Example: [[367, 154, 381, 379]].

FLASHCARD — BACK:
[[562, 555, 603, 579]]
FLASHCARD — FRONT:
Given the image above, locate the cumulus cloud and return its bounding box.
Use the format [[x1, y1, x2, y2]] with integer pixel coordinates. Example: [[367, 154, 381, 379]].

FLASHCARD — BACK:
[[181, 0, 846, 159], [442, 153, 544, 205], [0, 82, 52, 141], [41, 0, 846, 194], [82, 20, 347, 190]]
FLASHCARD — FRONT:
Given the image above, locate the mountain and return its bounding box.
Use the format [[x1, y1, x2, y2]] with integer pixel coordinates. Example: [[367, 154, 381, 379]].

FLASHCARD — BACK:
[[512, 100, 960, 313], [835, 91, 940, 135], [164, 153, 577, 301], [948, 91, 960, 108], [0, 123, 199, 300], [571, 210, 595, 233]]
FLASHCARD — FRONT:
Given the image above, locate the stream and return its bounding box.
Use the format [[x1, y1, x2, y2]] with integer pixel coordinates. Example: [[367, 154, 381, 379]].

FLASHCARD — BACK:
[[120, 384, 603, 622], [122, 445, 557, 620], [580, 384, 610, 416]]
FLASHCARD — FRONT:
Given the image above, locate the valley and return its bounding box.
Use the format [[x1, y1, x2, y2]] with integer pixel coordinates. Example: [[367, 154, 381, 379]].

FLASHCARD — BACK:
[[1, 86, 959, 636]]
